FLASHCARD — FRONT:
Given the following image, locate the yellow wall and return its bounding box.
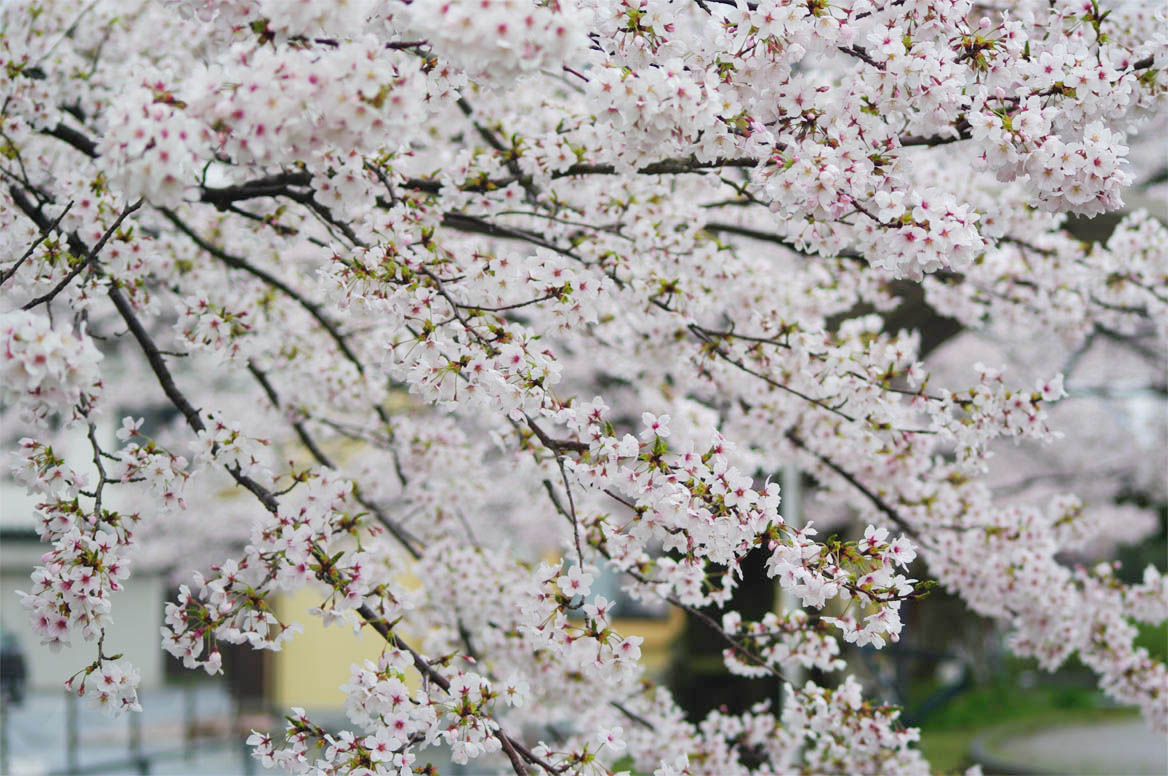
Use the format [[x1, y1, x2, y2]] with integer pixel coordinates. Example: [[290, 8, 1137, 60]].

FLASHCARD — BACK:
[[623, 608, 686, 677], [268, 417, 686, 709], [271, 587, 685, 710], [272, 586, 389, 710]]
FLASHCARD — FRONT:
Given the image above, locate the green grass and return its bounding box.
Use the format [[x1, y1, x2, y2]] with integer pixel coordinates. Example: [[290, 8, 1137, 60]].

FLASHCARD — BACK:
[[920, 681, 1100, 731], [1135, 620, 1168, 663], [918, 729, 977, 775]]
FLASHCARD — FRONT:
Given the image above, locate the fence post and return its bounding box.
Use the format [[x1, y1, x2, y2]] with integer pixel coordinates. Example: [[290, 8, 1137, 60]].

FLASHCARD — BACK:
[[0, 692, 9, 776], [241, 735, 255, 776], [184, 682, 195, 761], [237, 692, 255, 776], [129, 690, 146, 774], [66, 689, 80, 775]]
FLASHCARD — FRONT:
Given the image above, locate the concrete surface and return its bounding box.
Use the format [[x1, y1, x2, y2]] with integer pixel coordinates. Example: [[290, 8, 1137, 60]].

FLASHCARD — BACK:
[[977, 718, 1168, 776]]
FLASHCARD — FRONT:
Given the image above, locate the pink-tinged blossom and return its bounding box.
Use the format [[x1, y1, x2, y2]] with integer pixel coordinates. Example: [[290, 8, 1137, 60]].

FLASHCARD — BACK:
[[1, 310, 103, 423]]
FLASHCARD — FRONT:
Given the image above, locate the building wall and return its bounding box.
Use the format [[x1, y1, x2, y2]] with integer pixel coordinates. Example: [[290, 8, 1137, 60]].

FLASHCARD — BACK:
[[1, 534, 166, 690], [269, 585, 685, 712], [271, 586, 387, 711], [1, 415, 169, 691]]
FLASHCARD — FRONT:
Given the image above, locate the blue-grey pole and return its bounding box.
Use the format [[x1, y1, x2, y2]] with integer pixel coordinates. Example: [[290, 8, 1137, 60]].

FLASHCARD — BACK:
[[66, 689, 79, 775]]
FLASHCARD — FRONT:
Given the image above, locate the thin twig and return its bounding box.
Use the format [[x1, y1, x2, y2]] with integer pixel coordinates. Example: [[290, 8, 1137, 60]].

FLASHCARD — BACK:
[[1, 201, 73, 286], [785, 431, 915, 538], [22, 199, 142, 310]]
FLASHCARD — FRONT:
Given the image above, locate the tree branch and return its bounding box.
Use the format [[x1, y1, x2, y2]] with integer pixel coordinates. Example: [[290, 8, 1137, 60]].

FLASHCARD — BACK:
[[22, 199, 142, 310]]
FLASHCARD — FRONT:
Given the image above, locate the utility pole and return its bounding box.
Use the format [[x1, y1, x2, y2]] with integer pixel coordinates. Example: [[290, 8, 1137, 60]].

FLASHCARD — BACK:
[[781, 462, 804, 695], [780, 462, 804, 768]]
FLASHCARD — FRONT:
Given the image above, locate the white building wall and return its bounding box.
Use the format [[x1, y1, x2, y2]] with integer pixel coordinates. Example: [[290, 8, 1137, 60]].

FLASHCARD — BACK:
[[1, 535, 166, 691], [0, 417, 167, 691]]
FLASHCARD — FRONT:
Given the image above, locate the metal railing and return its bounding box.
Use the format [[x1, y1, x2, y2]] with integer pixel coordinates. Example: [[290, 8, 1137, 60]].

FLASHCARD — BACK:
[[1, 683, 263, 776]]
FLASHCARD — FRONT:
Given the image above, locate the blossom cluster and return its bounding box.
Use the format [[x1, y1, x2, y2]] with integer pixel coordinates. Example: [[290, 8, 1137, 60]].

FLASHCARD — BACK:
[[10, 434, 144, 717], [721, 609, 845, 677], [402, 0, 585, 82], [610, 680, 931, 776], [186, 39, 429, 167], [0, 310, 103, 423], [11, 439, 136, 648], [970, 109, 1131, 217], [253, 658, 512, 773], [64, 658, 143, 717], [160, 471, 388, 671], [553, 398, 921, 651]]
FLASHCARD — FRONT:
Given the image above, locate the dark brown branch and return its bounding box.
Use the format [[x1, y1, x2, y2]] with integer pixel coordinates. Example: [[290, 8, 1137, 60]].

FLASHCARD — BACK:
[[784, 431, 915, 538], [9, 181, 565, 776], [245, 362, 425, 559], [1, 200, 73, 286], [523, 418, 589, 454], [22, 199, 142, 310], [688, 325, 862, 424], [455, 293, 560, 313], [403, 155, 762, 194], [703, 221, 864, 262], [899, 117, 972, 148], [610, 701, 655, 730], [86, 422, 109, 520], [839, 44, 883, 69], [198, 172, 313, 209], [441, 212, 582, 260], [43, 123, 98, 157], [107, 284, 208, 437], [247, 362, 336, 468], [495, 730, 530, 776], [278, 187, 366, 247], [557, 457, 584, 569], [158, 208, 368, 374]]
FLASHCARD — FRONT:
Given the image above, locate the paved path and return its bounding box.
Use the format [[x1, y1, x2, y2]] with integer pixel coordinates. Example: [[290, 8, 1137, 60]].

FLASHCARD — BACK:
[[987, 719, 1167, 775]]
